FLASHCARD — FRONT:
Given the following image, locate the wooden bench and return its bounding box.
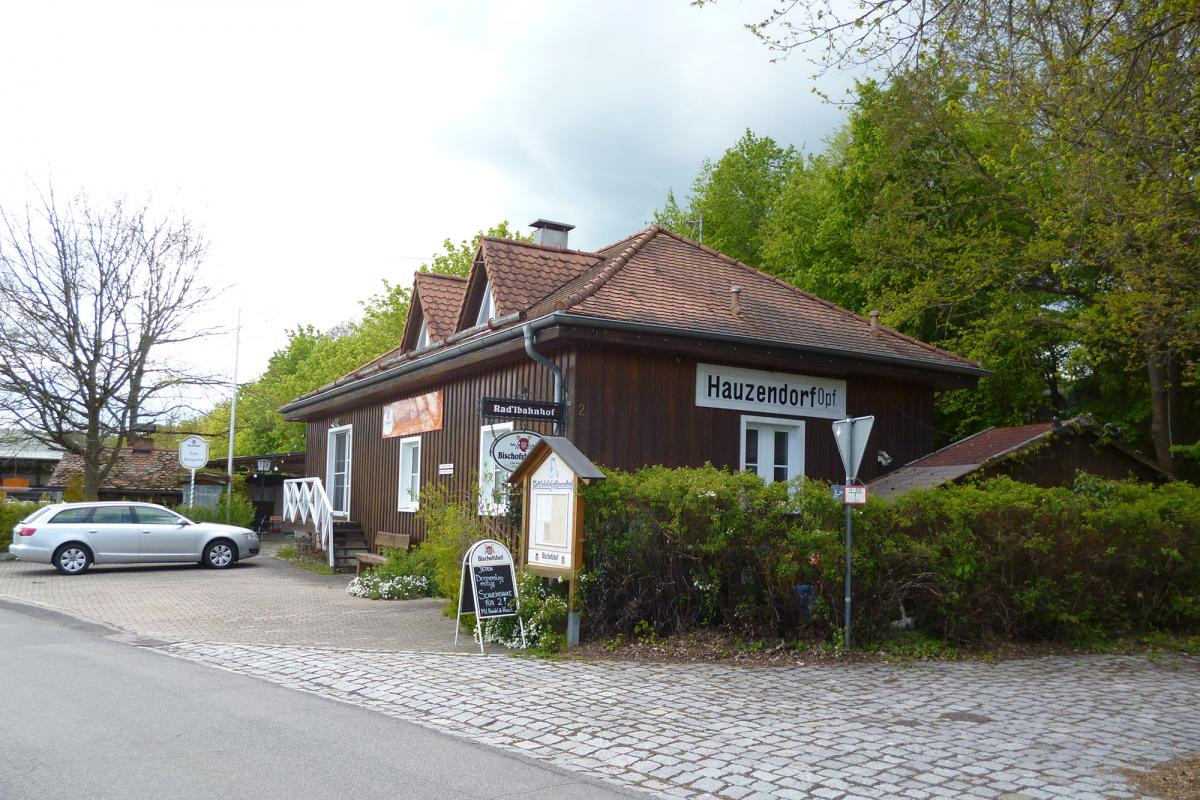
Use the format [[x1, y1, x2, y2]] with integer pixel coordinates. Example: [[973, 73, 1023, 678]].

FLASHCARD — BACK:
[[355, 531, 411, 575]]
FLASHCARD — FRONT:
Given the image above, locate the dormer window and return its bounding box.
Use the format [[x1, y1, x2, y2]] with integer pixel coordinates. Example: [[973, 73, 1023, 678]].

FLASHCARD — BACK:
[[475, 279, 496, 326], [415, 319, 430, 349]]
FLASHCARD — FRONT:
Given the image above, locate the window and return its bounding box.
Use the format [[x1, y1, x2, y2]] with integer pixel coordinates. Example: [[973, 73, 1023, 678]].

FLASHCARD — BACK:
[[739, 416, 805, 485], [478, 422, 512, 515], [397, 436, 421, 512], [326, 424, 353, 517], [134, 506, 185, 525], [474, 279, 495, 326], [50, 507, 93, 524], [91, 506, 132, 524], [415, 319, 430, 349]]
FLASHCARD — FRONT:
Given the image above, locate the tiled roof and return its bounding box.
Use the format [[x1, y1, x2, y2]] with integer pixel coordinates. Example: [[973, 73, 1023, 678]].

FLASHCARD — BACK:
[[477, 237, 602, 316], [49, 448, 224, 491], [867, 422, 1057, 498], [916, 423, 1055, 467], [288, 225, 982, 408], [412, 272, 466, 341], [528, 227, 980, 372]]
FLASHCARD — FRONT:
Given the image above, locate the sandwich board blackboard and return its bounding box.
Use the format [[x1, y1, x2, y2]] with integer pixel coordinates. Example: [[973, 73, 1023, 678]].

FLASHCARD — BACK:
[[454, 539, 526, 654]]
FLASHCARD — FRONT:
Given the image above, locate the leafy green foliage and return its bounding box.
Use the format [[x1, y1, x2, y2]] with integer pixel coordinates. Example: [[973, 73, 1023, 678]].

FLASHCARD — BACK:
[[655, 130, 800, 266], [0, 497, 44, 552], [419, 221, 531, 278], [414, 482, 513, 604], [62, 475, 85, 503], [581, 466, 1200, 645], [172, 474, 255, 528]]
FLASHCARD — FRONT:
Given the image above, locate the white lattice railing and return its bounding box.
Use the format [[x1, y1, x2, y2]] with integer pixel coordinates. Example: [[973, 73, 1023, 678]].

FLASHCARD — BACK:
[[282, 477, 334, 568]]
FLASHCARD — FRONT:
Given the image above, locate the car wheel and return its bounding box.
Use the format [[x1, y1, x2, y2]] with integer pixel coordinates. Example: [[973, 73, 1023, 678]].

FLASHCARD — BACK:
[[202, 539, 237, 569], [53, 543, 92, 576]]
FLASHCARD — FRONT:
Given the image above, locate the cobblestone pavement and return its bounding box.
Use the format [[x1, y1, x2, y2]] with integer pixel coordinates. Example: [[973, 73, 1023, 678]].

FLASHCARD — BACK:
[[0, 544, 490, 652], [159, 641, 1199, 800], [5, 551, 1197, 798]]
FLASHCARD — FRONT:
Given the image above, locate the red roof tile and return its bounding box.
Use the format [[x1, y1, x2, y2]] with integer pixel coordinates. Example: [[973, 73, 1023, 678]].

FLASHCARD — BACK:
[[528, 227, 980, 372], [288, 225, 982, 409], [476, 237, 602, 317], [913, 423, 1056, 467], [49, 448, 226, 491], [412, 272, 466, 341]]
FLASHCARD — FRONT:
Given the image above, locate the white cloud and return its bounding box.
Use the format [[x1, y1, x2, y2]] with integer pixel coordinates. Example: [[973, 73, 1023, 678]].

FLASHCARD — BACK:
[[0, 0, 851, 402]]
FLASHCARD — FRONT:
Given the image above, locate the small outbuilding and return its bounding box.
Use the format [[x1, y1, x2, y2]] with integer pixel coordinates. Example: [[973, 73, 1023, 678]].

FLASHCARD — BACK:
[[48, 435, 227, 506], [867, 416, 1167, 499]]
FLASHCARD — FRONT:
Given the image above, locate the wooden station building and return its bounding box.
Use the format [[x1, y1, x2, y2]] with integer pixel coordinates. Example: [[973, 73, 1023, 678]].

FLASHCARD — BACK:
[[280, 220, 984, 548]]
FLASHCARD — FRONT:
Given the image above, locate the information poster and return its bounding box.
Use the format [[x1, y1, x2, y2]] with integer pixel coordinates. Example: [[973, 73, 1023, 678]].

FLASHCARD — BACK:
[[382, 391, 443, 438], [526, 454, 575, 571]]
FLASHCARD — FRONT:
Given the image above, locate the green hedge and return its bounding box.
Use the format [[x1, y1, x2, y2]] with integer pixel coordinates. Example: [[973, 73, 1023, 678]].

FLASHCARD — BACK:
[[0, 498, 47, 552], [580, 467, 1200, 645]]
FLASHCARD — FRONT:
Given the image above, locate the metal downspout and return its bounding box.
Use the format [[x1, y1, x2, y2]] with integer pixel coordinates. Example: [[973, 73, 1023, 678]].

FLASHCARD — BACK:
[[523, 323, 564, 435]]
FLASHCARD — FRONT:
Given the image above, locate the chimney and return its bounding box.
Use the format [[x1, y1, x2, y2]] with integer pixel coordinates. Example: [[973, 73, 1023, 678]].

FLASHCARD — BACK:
[[530, 219, 574, 249], [869, 310, 880, 335], [129, 435, 154, 454], [730, 285, 742, 316]]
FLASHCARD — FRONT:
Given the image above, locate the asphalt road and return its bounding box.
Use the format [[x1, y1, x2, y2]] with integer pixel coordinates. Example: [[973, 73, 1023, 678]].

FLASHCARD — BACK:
[[0, 599, 638, 800]]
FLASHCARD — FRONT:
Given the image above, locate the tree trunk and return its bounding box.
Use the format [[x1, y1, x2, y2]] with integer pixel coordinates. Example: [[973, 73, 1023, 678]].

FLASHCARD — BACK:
[[1146, 349, 1178, 477], [84, 430, 102, 501]]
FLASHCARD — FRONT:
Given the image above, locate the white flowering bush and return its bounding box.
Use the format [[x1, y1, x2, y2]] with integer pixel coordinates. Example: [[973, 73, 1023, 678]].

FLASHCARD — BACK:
[[476, 571, 569, 653], [346, 571, 430, 600]]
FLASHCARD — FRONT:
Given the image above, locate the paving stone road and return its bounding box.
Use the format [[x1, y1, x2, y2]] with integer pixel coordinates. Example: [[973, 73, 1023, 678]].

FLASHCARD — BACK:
[[158, 642, 1199, 800], [3, 550, 1197, 799]]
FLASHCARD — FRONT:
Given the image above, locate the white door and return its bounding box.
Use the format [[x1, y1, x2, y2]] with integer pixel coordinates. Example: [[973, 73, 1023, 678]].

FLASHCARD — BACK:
[[326, 425, 352, 517], [741, 417, 805, 484]]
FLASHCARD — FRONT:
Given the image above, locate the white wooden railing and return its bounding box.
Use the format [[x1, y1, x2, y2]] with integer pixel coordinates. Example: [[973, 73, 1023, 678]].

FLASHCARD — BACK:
[[282, 477, 335, 569]]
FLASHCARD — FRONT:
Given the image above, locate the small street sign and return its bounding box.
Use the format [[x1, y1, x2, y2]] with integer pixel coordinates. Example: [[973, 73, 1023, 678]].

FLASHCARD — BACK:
[[479, 397, 564, 424], [178, 435, 209, 469], [832, 415, 874, 482], [844, 486, 867, 505], [830, 484, 845, 502]]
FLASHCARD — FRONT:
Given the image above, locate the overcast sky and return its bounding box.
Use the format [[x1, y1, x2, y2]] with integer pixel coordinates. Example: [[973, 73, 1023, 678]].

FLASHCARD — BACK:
[[0, 0, 851, 406]]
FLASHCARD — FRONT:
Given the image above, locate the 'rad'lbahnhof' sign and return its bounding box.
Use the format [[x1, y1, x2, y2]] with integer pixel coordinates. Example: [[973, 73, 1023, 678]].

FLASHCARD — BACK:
[[694, 363, 847, 420]]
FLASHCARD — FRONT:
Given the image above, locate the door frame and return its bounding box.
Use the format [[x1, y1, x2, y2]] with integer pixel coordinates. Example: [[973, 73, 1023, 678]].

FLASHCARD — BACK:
[[326, 423, 353, 518]]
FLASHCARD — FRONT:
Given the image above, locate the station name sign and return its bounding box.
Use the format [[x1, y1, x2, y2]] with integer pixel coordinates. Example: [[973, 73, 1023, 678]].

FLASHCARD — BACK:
[[479, 397, 564, 423], [695, 363, 847, 420]]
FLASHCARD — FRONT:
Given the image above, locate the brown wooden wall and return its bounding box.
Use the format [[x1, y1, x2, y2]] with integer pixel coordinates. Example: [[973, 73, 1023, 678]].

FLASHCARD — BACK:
[[303, 339, 937, 544], [305, 348, 570, 544], [568, 345, 934, 484]]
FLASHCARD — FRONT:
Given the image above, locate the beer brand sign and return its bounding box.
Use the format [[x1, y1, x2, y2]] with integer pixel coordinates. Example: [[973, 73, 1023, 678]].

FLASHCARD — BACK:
[[489, 430, 542, 473], [695, 363, 847, 420], [382, 390, 443, 438]]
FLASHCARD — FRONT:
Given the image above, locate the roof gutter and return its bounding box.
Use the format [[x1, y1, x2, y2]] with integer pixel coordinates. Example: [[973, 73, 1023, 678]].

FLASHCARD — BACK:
[[279, 312, 546, 417], [281, 310, 986, 418], [547, 313, 989, 378]]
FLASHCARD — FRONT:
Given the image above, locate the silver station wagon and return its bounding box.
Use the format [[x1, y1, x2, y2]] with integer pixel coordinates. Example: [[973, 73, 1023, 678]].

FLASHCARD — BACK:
[[8, 502, 260, 575]]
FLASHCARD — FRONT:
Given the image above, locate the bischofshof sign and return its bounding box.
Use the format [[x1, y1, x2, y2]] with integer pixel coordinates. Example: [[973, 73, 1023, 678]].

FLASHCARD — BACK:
[[489, 430, 542, 473], [455, 539, 526, 653], [479, 397, 564, 423]]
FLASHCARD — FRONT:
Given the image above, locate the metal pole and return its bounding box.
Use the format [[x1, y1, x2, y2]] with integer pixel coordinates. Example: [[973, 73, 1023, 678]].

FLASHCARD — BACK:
[[189, 468, 196, 508], [225, 309, 241, 522], [844, 424, 853, 652]]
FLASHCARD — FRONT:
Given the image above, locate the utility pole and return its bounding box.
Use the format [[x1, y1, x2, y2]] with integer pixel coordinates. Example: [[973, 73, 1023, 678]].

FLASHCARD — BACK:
[[225, 309, 241, 521]]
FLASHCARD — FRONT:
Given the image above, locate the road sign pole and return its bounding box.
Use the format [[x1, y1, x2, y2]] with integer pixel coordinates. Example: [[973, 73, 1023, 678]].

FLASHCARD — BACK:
[[189, 468, 196, 508], [844, 425, 853, 652]]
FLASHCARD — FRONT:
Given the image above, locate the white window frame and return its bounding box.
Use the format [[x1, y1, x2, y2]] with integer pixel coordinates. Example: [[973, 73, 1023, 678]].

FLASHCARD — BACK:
[[397, 435, 421, 512], [325, 424, 353, 518], [415, 318, 430, 349], [475, 279, 495, 326], [738, 415, 805, 484], [478, 421, 513, 516]]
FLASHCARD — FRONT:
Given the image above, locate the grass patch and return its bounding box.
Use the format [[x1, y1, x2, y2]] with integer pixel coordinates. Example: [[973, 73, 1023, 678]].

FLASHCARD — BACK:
[[275, 544, 335, 575]]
